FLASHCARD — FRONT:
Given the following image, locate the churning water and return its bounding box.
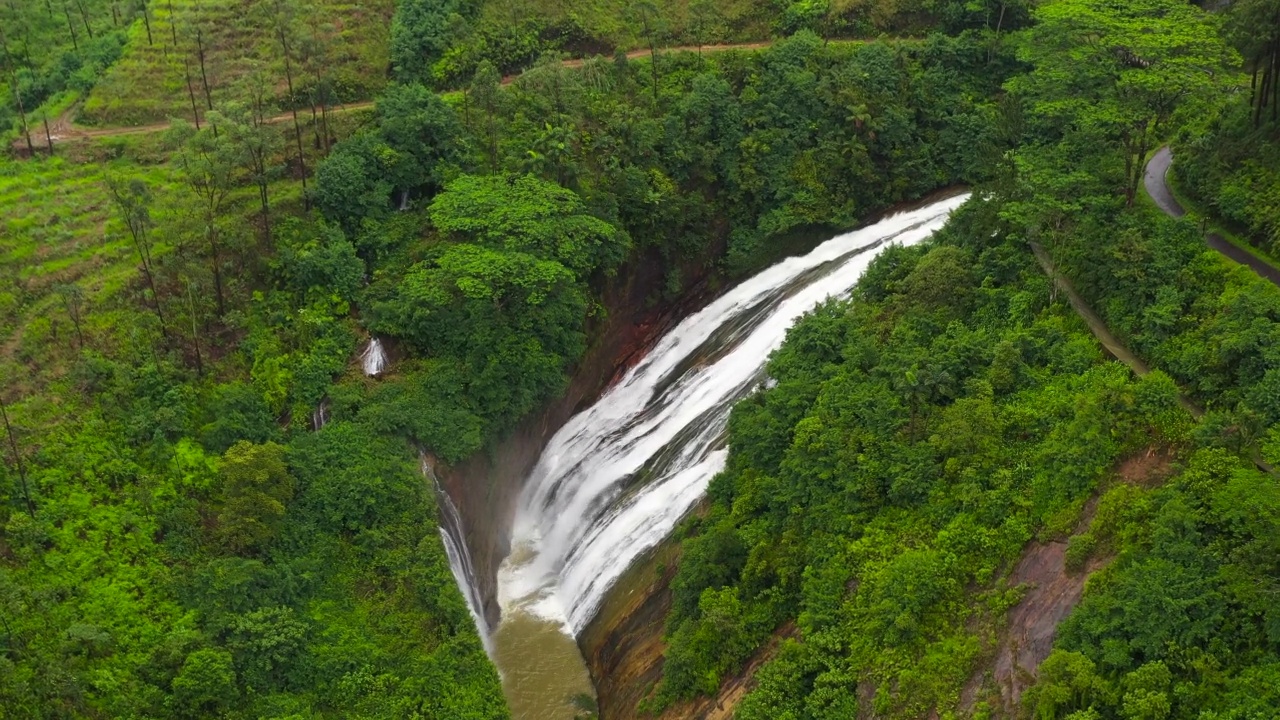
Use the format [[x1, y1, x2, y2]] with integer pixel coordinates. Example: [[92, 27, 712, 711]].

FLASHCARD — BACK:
[[445, 194, 969, 717]]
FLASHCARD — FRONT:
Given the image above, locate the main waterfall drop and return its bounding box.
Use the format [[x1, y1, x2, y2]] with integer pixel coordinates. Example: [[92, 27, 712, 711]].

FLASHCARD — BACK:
[[463, 194, 969, 716]]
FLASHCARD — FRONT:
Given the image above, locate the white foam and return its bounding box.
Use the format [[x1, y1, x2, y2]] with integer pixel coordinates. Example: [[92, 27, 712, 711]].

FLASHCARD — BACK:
[[362, 337, 387, 376], [491, 194, 970, 636]]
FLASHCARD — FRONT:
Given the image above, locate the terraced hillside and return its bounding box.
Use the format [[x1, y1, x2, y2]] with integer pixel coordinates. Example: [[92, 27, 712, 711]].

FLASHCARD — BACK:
[[80, 0, 393, 126]]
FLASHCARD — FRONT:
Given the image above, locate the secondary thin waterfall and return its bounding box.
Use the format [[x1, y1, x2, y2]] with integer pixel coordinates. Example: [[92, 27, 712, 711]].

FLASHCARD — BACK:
[[494, 193, 970, 636], [425, 456, 493, 651], [362, 337, 387, 376]]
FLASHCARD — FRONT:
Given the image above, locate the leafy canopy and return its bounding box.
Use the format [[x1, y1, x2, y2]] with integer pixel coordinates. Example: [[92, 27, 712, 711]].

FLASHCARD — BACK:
[[429, 174, 631, 277]]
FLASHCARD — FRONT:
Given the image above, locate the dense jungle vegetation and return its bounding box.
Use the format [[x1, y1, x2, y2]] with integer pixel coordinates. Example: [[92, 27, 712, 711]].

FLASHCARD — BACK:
[[0, 0, 1013, 716], [658, 0, 1280, 718], [390, 0, 1029, 86], [1175, 0, 1280, 264], [2, 0, 1279, 718]]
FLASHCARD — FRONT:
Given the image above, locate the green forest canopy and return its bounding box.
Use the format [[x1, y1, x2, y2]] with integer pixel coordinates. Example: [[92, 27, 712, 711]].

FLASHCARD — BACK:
[[2, 0, 1280, 717]]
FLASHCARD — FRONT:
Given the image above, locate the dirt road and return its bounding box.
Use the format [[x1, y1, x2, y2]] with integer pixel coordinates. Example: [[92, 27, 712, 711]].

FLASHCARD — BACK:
[[15, 39, 850, 147], [13, 100, 376, 148]]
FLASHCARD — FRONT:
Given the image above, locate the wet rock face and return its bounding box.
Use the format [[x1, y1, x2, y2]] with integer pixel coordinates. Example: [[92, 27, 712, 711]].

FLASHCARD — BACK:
[[578, 541, 679, 720], [578, 535, 793, 720]]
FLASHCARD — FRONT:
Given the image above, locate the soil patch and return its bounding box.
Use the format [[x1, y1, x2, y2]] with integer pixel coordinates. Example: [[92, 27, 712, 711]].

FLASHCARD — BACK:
[[962, 446, 1175, 715]]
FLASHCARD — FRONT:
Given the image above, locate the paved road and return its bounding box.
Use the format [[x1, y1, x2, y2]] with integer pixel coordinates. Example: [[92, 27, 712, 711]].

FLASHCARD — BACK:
[[1144, 146, 1280, 287]]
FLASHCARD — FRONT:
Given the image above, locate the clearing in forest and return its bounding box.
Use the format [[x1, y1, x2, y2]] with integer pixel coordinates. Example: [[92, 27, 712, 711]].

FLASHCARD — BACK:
[[80, 0, 393, 127]]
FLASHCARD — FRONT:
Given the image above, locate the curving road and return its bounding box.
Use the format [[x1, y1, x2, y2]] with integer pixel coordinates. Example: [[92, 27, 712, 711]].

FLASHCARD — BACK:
[[1144, 146, 1280, 287]]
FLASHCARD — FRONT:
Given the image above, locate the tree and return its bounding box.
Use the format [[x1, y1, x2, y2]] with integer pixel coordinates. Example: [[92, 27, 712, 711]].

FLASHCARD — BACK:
[[470, 60, 501, 173], [375, 82, 466, 203], [901, 245, 974, 314], [1024, 650, 1112, 719], [0, 22, 34, 155], [428, 174, 629, 278], [171, 649, 237, 717], [372, 243, 589, 421], [215, 441, 295, 555], [0, 395, 33, 517], [389, 0, 471, 84], [269, 0, 310, 204], [226, 67, 285, 243], [1225, 0, 1280, 126], [193, 21, 214, 115], [1009, 0, 1236, 205], [225, 606, 307, 689], [170, 116, 249, 315], [274, 218, 364, 303], [59, 0, 79, 52], [55, 283, 86, 350], [297, 7, 334, 151], [626, 0, 667, 104], [688, 0, 726, 53], [105, 174, 168, 338], [311, 130, 396, 232]]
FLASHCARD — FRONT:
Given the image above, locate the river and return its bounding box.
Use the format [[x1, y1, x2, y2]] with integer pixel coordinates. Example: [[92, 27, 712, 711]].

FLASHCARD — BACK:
[[440, 193, 969, 719]]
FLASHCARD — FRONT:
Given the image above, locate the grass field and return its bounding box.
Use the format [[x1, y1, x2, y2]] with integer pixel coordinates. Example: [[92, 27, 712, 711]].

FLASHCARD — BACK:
[[0, 155, 163, 384], [81, 0, 393, 127], [0, 101, 372, 395]]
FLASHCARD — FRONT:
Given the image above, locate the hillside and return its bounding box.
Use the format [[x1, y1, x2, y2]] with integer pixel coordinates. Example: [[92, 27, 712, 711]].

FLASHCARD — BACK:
[[81, 0, 394, 126], [2, 0, 1279, 718], [390, 0, 1028, 85]]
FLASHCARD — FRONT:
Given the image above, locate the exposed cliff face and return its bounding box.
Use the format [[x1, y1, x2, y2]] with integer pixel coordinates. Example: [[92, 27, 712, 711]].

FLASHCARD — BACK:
[[580, 534, 1091, 720], [578, 530, 794, 720], [577, 536, 679, 719]]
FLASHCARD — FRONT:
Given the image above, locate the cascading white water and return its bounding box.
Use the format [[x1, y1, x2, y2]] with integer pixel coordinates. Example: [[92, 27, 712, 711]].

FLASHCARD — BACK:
[[439, 489, 495, 649], [424, 457, 494, 652], [361, 337, 387, 376], [493, 193, 970, 638], [312, 399, 330, 431]]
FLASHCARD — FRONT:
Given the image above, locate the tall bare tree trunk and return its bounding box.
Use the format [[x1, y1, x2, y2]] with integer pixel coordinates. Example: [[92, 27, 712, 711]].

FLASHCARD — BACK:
[[73, 0, 93, 39], [208, 226, 226, 317], [61, 1, 79, 52], [196, 29, 213, 111], [42, 113, 53, 155], [186, 280, 203, 376], [1, 396, 35, 518], [184, 60, 202, 129], [1, 26, 35, 156], [168, 0, 178, 45], [277, 27, 309, 207], [141, 1, 153, 45], [1264, 41, 1274, 121]]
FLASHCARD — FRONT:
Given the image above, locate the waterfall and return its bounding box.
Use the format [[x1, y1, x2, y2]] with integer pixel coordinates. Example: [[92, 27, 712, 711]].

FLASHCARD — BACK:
[[494, 193, 971, 635], [425, 456, 494, 652], [361, 337, 387, 376], [311, 399, 330, 431]]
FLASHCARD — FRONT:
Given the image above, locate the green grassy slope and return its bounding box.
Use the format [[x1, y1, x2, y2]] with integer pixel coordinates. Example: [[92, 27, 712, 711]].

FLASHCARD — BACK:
[[80, 0, 393, 126]]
